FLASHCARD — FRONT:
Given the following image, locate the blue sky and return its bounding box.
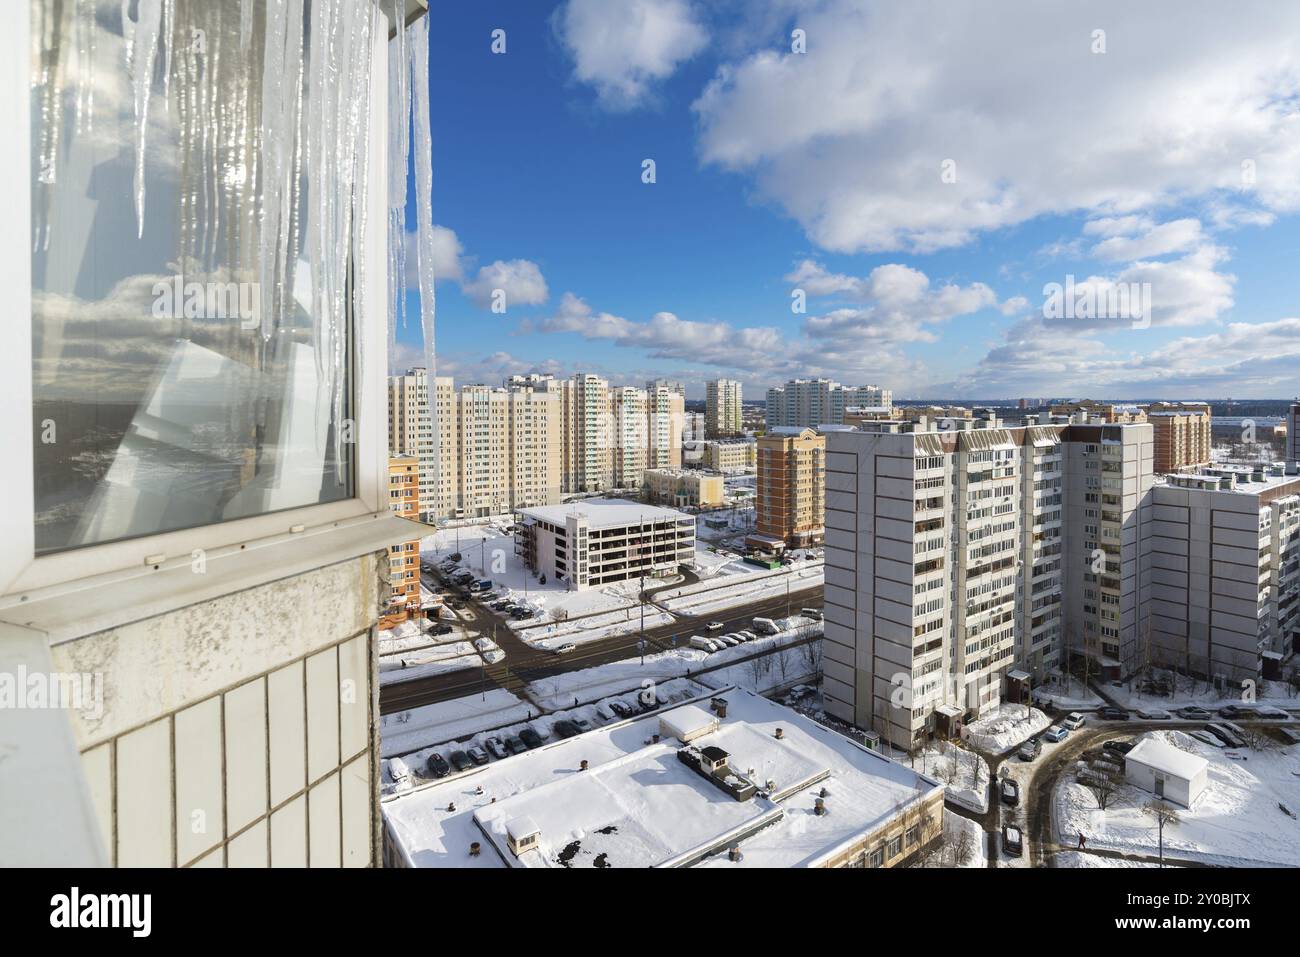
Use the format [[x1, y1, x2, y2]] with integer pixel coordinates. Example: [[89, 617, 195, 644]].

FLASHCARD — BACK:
[[394, 0, 1300, 401]]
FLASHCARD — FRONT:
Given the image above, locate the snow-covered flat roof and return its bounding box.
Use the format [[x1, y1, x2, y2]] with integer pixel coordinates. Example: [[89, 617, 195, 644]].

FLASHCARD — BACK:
[[1125, 737, 1209, 781], [518, 498, 692, 529], [381, 688, 942, 868], [659, 703, 719, 741]]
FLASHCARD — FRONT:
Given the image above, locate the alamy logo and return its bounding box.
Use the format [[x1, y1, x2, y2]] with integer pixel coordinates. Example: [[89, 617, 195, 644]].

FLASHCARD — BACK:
[[0, 666, 102, 720], [1042, 274, 1152, 329], [49, 887, 151, 937], [152, 275, 261, 329]]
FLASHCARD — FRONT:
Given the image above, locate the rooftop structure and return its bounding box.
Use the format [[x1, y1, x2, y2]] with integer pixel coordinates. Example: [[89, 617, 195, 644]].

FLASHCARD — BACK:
[[382, 689, 944, 869]]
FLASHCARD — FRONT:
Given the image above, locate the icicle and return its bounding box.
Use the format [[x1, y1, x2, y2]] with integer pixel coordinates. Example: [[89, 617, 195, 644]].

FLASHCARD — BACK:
[[258, 0, 291, 340], [127, 0, 163, 238], [162, 0, 174, 106], [387, 0, 410, 362], [410, 14, 439, 497], [240, 0, 255, 49]]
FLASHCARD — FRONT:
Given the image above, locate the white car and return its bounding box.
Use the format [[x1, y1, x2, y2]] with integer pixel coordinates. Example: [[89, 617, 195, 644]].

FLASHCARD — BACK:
[[1062, 712, 1085, 730], [387, 757, 411, 788], [553, 642, 577, 655], [481, 648, 505, 664], [706, 621, 725, 632]]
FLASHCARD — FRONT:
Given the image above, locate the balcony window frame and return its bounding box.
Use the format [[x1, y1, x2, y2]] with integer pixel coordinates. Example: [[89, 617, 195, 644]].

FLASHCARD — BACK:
[[1, 1, 395, 612]]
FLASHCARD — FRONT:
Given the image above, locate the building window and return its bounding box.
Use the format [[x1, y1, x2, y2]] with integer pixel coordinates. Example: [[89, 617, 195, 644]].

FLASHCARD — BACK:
[[30, 1, 358, 555], [887, 835, 903, 858]]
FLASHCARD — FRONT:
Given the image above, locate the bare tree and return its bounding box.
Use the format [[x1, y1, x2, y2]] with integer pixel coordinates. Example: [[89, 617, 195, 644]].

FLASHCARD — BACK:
[[1142, 799, 1180, 867], [801, 632, 823, 676], [1082, 766, 1123, 810]]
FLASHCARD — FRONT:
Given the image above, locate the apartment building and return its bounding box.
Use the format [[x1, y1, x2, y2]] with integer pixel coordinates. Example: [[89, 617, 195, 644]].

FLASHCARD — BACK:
[[389, 369, 438, 521], [682, 411, 707, 442], [515, 500, 695, 591], [1286, 400, 1300, 464], [644, 468, 726, 508], [646, 383, 686, 470], [645, 378, 686, 398], [766, 378, 892, 429], [380, 455, 423, 629], [821, 418, 1151, 750], [705, 379, 744, 438], [703, 438, 758, 473], [1144, 402, 1212, 474], [754, 427, 826, 548], [2, 0, 430, 866], [1049, 400, 1146, 423], [1148, 464, 1300, 682], [1059, 424, 1155, 676], [611, 386, 650, 489]]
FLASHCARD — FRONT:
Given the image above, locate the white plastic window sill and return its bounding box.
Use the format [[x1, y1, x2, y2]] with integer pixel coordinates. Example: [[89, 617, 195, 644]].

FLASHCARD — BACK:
[[0, 512, 429, 645]]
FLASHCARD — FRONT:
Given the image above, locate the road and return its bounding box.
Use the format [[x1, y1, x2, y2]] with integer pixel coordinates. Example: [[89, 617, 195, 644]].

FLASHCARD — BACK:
[[379, 571, 823, 715]]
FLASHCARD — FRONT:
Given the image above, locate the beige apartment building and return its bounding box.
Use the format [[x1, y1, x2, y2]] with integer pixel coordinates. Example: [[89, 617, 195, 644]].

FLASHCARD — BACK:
[[703, 438, 757, 473], [1143, 401, 1212, 475], [706, 379, 743, 438], [611, 386, 650, 489], [1049, 400, 1147, 423], [645, 468, 726, 508], [647, 383, 686, 469], [389, 368, 439, 521], [755, 427, 826, 548]]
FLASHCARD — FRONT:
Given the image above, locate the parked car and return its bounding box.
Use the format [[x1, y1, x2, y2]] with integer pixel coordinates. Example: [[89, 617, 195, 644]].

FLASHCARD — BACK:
[[595, 705, 613, 722], [388, 757, 410, 786], [752, 617, 779, 635], [504, 736, 527, 755], [572, 717, 593, 733], [1255, 706, 1291, 721], [689, 635, 718, 652], [800, 608, 823, 620], [608, 701, 634, 719], [999, 778, 1021, 806], [1017, 738, 1041, 761], [706, 621, 725, 632], [484, 737, 508, 760], [467, 746, 490, 766], [1001, 824, 1023, 857], [1135, 708, 1171, 720], [448, 750, 472, 772], [1043, 725, 1069, 743], [518, 727, 544, 749], [553, 720, 581, 738], [510, 607, 535, 619], [425, 753, 450, 778], [1062, 712, 1086, 730], [1204, 724, 1244, 747], [736, 630, 758, 642], [1177, 706, 1213, 720], [430, 623, 453, 636], [1218, 704, 1251, 719], [1099, 707, 1130, 721], [1102, 739, 1135, 756]]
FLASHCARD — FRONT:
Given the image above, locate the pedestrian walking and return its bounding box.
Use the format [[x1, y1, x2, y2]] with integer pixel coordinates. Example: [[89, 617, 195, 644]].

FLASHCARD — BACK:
[[1078, 831, 1086, 849]]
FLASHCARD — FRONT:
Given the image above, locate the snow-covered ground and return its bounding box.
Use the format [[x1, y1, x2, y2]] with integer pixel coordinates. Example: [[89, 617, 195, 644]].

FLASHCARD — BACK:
[[1034, 674, 1105, 710], [659, 561, 824, 617], [380, 689, 537, 758], [918, 811, 987, 868], [1054, 729, 1300, 866], [696, 626, 822, 695], [902, 741, 990, 814], [1101, 670, 1300, 711], [525, 650, 712, 710], [1054, 850, 1156, 868], [378, 652, 485, 686], [513, 605, 676, 651], [964, 705, 1051, 754]]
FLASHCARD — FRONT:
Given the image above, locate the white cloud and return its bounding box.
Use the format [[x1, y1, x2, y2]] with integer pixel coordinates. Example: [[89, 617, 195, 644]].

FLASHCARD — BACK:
[[461, 259, 550, 311], [693, 0, 1300, 254], [554, 0, 709, 110], [1089, 218, 1203, 261]]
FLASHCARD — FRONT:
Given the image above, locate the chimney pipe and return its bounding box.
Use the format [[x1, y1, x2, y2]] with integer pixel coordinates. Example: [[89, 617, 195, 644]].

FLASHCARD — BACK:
[[470, 842, 481, 857], [728, 844, 742, 862], [580, 759, 589, 771], [775, 727, 784, 739], [814, 797, 826, 816]]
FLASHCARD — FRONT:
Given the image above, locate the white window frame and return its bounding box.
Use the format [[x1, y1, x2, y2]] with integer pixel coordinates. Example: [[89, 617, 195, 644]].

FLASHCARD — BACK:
[[0, 1, 395, 606]]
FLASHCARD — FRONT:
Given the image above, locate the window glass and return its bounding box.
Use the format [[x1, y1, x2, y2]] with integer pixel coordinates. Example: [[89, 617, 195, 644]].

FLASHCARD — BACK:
[[31, 0, 354, 555]]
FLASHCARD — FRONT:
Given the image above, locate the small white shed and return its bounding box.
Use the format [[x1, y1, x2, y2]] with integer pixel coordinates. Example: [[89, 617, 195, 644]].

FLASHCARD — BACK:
[[659, 704, 719, 743], [1124, 737, 1208, 808]]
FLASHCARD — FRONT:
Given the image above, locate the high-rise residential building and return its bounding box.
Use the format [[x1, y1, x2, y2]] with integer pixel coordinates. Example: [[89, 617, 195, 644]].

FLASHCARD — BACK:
[[766, 378, 891, 429], [1288, 400, 1300, 464], [610, 386, 650, 489], [645, 378, 686, 398], [1143, 401, 1212, 474], [435, 381, 561, 518], [705, 379, 743, 438], [754, 427, 826, 548], [646, 383, 685, 470], [389, 368, 438, 520], [1149, 464, 1300, 682], [381, 455, 423, 629], [682, 411, 707, 441], [1048, 400, 1146, 424], [821, 418, 1150, 750]]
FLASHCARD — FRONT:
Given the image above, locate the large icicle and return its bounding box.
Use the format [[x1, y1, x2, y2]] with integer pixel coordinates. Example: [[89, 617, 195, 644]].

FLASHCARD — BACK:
[[387, 0, 411, 362], [258, 0, 292, 340], [409, 14, 439, 504], [126, 0, 163, 238]]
